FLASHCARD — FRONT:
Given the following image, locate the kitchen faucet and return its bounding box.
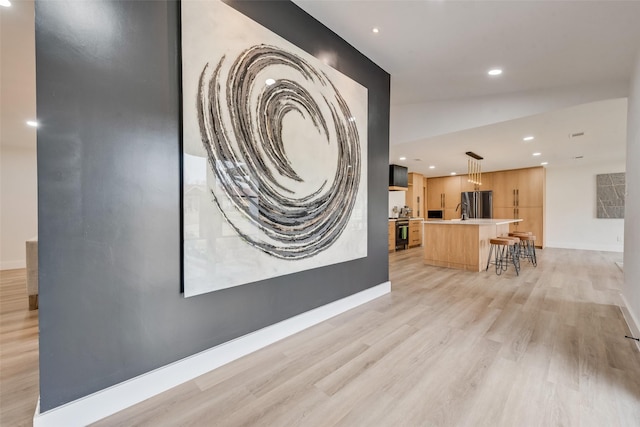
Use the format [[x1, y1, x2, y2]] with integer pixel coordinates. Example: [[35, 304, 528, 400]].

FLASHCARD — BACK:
[[456, 202, 469, 220]]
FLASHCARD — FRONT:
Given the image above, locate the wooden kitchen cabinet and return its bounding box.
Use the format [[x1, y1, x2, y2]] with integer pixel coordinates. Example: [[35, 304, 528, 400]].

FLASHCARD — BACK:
[[423, 177, 428, 219], [511, 207, 543, 243], [493, 207, 515, 221], [478, 171, 493, 192], [491, 167, 545, 246], [493, 206, 542, 239], [516, 167, 544, 207], [406, 172, 424, 218], [494, 206, 520, 234], [443, 176, 461, 210], [427, 175, 461, 216], [409, 219, 422, 247], [443, 208, 459, 221], [492, 169, 519, 208], [443, 176, 461, 219], [388, 221, 395, 252], [427, 177, 445, 211], [493, 167, 544, 208]]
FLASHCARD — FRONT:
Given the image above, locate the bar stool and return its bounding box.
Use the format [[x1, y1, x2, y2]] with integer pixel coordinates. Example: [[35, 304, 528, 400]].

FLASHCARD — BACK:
[[486, 237, 520, 276], [509, 232, 529, 260], [501, 236, 522, 270], [510, 232, 537, 266]]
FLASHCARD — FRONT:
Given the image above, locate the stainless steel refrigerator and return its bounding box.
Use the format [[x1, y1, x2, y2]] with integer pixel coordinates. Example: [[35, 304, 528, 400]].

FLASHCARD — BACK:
[[461, 191, 493, 219]]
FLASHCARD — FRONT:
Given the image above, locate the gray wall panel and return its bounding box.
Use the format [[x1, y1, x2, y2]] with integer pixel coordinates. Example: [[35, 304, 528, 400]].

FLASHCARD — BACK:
[[36, 0, 389, 411]]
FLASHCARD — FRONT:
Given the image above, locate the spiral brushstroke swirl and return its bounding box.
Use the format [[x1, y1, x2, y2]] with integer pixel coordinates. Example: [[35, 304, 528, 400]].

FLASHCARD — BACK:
[[197, 44, 361, 260]]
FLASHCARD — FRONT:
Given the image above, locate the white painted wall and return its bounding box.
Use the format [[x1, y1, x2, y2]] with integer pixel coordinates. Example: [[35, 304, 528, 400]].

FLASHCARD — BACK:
[[388, 191, 406, 217], [0, 146, 38, 269], [1, 0, 38, 270], [545, 161, 625, 252], [622, 52, 640, 341]]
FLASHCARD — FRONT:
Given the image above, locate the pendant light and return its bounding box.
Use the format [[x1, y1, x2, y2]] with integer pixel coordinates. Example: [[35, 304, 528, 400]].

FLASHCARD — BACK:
[[466, 151, 483, 189]]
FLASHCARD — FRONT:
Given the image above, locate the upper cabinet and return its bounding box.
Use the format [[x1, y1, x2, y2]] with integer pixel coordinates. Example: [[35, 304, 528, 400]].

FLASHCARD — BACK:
[[516, 167, 544, 207], [389, 164, 408, 190], [493, 167, 544, 208], [427, 177, 445, 210], [444, 176, 461, 220], [407, 172, 424, 217], [423, 176, 428, 219], [492, 169, 518, 208], [426, 175, 461, 219]]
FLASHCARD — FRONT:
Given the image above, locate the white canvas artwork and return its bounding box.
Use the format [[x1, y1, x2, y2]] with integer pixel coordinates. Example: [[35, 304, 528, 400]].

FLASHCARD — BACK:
[[181, 0, 368, 297]]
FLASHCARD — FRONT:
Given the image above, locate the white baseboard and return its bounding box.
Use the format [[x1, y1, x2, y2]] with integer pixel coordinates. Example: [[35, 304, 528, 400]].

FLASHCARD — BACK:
[[545, 241, 624, 252], [33, 281, 391, 427], [620, 293, 640, 353], [0, 259, 26, 270]]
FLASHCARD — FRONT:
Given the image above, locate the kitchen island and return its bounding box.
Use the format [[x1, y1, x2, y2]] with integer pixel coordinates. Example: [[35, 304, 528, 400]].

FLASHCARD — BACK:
[[423, 219, 522, 271]]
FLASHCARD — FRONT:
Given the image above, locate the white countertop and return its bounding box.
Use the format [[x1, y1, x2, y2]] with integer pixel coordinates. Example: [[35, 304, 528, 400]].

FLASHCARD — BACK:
[[423, 218, 523, 226], [389, 217, 424, 222]]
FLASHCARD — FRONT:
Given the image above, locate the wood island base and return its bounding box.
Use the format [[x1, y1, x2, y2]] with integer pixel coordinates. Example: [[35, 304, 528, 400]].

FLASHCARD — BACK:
[[423, 219, 522, 272]]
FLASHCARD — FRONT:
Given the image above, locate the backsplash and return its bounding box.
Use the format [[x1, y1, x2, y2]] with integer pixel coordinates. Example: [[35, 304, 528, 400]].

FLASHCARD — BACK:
[[388, 191, 406, 217]]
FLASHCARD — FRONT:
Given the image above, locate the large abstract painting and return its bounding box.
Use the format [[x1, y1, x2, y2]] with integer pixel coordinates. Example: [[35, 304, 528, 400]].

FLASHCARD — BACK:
[[181, 0, 368, 297]]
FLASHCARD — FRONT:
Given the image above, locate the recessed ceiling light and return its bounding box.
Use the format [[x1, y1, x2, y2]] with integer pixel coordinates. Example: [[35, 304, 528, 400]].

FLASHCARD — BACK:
[[399, 156, 406, 161], [0, 0, 11, 7], [450, 172, 457, 175], [265, 78, 275, 86], [372, 28, 379, 34], [26, 120, 38, 127], [523, 136, 534, 141], [540, 162, 548, 166], [532, 152, 541, 156], [429, 165, 435, 169], [488, 68, 503, 76]]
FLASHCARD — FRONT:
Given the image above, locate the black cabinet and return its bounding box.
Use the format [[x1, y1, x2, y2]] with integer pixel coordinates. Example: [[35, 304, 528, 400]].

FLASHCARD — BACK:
[[389, 164, 408, 188]]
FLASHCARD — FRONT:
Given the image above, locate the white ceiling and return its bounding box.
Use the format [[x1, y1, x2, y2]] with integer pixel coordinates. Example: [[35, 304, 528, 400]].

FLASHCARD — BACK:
[[293, 0, 640, 105], [390, 98, 628, 176], [2, 0, 639, 177], [294, 0, 640, 177]]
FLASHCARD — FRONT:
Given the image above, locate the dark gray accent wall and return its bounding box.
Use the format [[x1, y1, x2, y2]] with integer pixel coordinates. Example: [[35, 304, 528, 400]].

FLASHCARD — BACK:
[[35, 0, 389, 411]]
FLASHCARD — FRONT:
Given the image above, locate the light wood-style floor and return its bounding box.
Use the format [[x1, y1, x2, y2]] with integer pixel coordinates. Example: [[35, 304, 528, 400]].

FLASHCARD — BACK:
[[0, 269, 39, 427], [2, 248, 639, 426]]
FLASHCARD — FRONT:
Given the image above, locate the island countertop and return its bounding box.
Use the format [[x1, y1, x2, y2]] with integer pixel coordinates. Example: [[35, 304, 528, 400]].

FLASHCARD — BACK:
[[423, 218, 522, 226]]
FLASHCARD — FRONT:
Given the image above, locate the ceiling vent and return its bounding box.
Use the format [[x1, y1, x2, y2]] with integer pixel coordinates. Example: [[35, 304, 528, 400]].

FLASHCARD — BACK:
[[570, 132, 585, 138]]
